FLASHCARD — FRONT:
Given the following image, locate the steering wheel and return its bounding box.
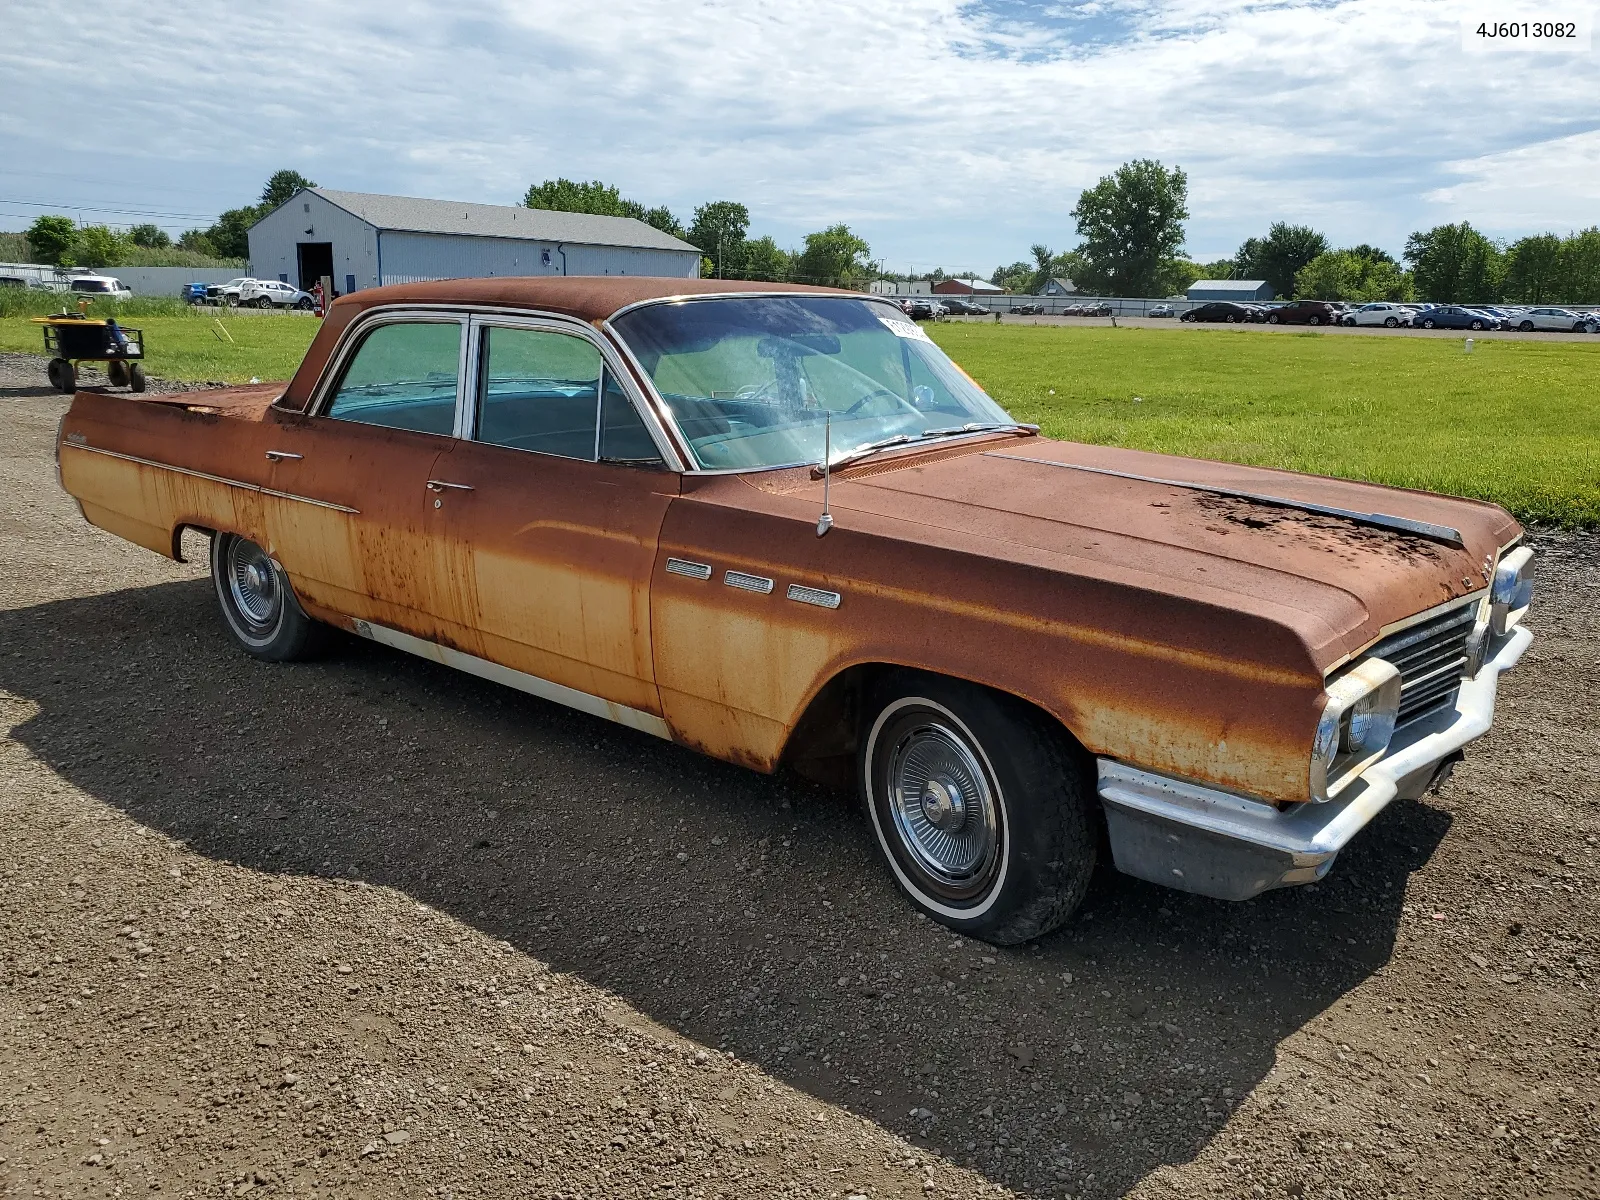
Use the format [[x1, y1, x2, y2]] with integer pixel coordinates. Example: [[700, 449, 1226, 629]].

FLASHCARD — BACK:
[[843, 388, 922, 419]]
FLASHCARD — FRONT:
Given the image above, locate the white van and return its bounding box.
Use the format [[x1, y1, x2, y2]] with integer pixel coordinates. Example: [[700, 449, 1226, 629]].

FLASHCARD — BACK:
[[68, 275, 134, 300]]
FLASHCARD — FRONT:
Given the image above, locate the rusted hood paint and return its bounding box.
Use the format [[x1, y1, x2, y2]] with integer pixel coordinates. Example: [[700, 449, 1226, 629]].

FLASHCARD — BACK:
[[769, 436, 1517, 669]]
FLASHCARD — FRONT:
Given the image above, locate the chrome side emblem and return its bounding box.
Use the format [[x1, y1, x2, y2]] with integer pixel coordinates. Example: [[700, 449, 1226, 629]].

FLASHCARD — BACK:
[[665, 557, 712, 581], [787, 583, 841, 609], [724, 570, 774, 594]]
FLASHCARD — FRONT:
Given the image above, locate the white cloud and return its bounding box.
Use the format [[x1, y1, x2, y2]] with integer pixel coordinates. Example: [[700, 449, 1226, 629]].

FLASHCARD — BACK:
[[1424, 129, 1600, 234], [0, 0, 1594, 270]]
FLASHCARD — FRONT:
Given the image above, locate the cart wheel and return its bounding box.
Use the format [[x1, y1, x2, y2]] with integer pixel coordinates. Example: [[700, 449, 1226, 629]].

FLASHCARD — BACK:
[[129, 364, 147, 393], [107, 359, 129, 387], [50, 359, 77, 394]]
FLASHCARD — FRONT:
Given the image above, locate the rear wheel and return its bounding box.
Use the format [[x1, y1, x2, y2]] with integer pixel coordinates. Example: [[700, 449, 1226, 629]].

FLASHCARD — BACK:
[[210, 533, 326, 661], [48, 358, 76, 393], [106, 359, 129, 387], [128, 363, 146, 393], [1266, 313, 1279, 324], [1422, 318, 1436, 329], [1471, 320, 1485, 331], [1384, 316, 1398, 328], [1519, 321, 1534, 332], [1308, 315, 1321, 326], [860, 671, 1098, 944]]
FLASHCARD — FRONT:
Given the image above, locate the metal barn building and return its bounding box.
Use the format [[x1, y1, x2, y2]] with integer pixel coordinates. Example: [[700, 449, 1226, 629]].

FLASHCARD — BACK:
[[247, 188, 701, 294], [1186, 279, 1274, 302]]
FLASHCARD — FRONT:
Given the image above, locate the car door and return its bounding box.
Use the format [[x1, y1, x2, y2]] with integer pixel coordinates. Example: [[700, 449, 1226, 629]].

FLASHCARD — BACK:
[[414, 315, 679, 722], [258, 314, 468, 638]]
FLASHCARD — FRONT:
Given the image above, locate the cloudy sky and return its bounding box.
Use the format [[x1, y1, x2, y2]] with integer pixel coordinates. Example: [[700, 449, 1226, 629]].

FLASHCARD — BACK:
[[1, 0, 1595, 273]]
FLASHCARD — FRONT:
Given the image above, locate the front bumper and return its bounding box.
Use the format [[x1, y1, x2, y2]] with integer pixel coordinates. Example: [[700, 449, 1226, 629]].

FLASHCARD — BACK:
[[1096, 625, 1532, 902]]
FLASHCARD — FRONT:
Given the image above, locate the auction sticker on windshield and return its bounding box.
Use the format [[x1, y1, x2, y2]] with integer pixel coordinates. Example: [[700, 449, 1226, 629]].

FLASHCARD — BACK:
[[878, 316, 934, 342], [1461, 5, 1593, 50]]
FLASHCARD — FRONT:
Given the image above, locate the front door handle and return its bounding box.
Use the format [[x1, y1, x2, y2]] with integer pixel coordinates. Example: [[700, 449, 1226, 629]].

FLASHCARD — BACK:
[[265, 449, 303, 461], [425, 480, 474, 492]]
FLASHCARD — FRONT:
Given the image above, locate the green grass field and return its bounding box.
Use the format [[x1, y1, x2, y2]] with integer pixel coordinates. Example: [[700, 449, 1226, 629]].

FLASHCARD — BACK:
[[930, 324, 1600, 527], [4, 311, 1595, 524]]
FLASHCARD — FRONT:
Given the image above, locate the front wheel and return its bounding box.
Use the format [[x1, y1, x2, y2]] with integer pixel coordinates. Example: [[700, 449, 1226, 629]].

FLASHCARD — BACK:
[[1384, 317, 1398, 328], [1308, 315, 1321, 326], [860, 672, 1098, 944], [128, 363, 146, 393], [1519, 321, 1534, 332], [1470, 320, 1484, 331], [296, 296, 314, 310], [210, 533, 326, 661], [1422, 319, 1436, 329], [1266, 313, 1279, 324]]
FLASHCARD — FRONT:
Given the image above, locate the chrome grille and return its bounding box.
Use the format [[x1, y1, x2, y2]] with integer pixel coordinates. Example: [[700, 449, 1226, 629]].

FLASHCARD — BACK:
[[1370, 601, 1481, 725]]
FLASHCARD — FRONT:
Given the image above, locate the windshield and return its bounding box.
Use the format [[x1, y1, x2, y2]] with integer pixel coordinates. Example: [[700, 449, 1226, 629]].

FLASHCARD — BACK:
[[71, 279, 110, 292], [611, 295, 1014, 469]]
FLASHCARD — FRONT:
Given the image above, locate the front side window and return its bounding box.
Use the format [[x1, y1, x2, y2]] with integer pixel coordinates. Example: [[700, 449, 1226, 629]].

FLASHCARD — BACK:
[[612, 295, 1013, 470], [325, 320, 461, 435]]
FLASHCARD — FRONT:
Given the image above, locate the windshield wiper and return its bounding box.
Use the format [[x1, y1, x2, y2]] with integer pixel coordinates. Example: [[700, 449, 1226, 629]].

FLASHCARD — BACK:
[[812, 422, 1040, 477], [920, 421, 1040, 438]]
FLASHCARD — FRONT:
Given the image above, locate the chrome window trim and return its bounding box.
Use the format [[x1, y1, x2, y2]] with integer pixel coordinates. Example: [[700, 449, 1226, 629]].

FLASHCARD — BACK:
[[305, 307, 469, 428], [297, 302, 687, 472], [464, 314, 608, 463]]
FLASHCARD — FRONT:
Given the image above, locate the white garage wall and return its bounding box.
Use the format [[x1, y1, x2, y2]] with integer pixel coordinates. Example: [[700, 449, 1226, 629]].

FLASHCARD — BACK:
[[379, 232, 699, 284]]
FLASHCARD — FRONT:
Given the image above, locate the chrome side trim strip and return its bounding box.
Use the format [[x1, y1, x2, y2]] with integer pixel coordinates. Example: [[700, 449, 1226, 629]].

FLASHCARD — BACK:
[[665, 557, 712, 580], [985, 452, 1467, 548], [787, 583, 841, 609], [725, 570, 774, 594], [349, 618, 672, 740], [61, 443, 360, 514]]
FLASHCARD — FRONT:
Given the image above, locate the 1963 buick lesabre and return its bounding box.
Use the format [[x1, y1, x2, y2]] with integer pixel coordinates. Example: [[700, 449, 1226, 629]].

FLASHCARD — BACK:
[[56, 277, 1535, 943]]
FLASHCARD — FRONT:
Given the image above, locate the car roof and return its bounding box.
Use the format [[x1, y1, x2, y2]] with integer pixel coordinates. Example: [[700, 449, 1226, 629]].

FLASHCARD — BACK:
[[327, 276, 851, 324]]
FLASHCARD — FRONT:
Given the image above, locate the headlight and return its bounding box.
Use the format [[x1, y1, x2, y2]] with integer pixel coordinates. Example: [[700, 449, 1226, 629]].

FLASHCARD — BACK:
[[1310, 657, 1403, 802], [1490, 545, 1534, 636]]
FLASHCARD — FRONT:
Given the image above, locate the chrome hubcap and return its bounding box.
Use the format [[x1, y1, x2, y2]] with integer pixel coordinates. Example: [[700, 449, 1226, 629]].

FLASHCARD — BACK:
[[888, 720, 998, 888], [227, 539, 280, 628]]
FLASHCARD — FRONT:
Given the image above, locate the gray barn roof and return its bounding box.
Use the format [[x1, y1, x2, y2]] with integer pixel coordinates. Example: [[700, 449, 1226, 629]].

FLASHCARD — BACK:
[[285, 188, 700, 254], [1188, 279, 1270, 293]]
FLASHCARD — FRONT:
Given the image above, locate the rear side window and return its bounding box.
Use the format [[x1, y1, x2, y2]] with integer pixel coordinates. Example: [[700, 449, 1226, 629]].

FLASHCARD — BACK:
[[476, 327, 602, 459], [326, 321, 461, 435]]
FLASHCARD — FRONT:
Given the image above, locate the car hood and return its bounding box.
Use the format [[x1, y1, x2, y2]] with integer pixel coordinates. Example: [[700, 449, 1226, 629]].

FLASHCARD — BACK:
[[794, 436, 1519, 667]]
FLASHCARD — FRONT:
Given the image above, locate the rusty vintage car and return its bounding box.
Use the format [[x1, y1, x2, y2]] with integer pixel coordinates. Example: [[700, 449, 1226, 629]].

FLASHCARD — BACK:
[[56, 277, 1536, 943]]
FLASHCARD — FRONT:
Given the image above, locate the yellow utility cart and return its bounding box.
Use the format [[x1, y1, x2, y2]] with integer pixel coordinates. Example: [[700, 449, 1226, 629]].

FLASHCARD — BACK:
[[34, 312, 147, 393]]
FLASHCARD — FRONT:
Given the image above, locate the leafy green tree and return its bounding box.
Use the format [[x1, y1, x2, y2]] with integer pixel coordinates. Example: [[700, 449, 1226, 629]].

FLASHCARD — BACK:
[[178, 229, 217, 256], [70, 225, 131, 268], [795, 224, 870, 286], [1236, 223, 1329, 299], [260, 170, 317, 210], [1346, 243, 1397, 267], [990, 261, 1033, 292], [25, 215, 78, 264], [1294, 250, 1413, 302], [128, 223, 171, 249], [1404, 222, 1503, 303], [687, 202, 752, 277], [639, 205, 685, 238], [740, 235, 792, 282], [1502, 234, 1563, 304], [1556, 227, 1600, 304], [1154, 258, 1203, 296], [1070, 159, 1189, 296], [1026, 244, 1055, 294], [1198, 258, 1237, 280], [203, 207, 261, 260], [524, 178, 626, 215]]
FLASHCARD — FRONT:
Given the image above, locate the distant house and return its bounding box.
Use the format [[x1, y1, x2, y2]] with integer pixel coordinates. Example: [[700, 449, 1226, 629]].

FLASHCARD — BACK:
[[868, 279, 898, 295], [896, 280, 934, 296], [932, 278, 1005, 295], [1037, 277, 1077, 296], [1187, 279, 1274, 302]]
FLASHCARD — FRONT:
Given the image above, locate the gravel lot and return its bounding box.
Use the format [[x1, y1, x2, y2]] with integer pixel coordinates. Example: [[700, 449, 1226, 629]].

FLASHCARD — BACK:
[[3, 351, 1597, 1199]]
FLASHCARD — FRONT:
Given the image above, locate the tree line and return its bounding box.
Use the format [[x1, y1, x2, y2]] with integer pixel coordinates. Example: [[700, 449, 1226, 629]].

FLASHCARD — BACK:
[[983, 160, 1600, 304], [20, 170, 315, 269], [523, 178, 874, 286]]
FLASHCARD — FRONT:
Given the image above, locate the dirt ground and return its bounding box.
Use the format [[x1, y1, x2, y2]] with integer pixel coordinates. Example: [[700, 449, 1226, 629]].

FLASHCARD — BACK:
[[2, 351, 1596, 1200]]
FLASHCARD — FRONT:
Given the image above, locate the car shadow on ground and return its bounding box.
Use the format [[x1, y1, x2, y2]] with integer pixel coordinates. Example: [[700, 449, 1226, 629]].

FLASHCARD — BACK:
[[0, 580, 1452, 1198]]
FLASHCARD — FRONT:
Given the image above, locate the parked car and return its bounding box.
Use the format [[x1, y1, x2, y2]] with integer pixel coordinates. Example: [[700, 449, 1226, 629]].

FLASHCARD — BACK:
[[1181, 301, 1255, 323], [1263, 300, 1338, 326], [1079, 302, 1113, 317], [204, 278, 255, 305], [53, 276, 1537, 944], [938, 297, 987, 316], [1342, 302, 1411, 328], [1147, 304, 1176, 318], [182, 282, 211, 305], [238, 279, 317, 310], [1010, 302, 1046, 315], [902, 298, 940, 320], [0, 275, 27, 289], [1508, 307, 1599, 334], [1413, 306, 1499, 331], [67, 275, 133, 301]]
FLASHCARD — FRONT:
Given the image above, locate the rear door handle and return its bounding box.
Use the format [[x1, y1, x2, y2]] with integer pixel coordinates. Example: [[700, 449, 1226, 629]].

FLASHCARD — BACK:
[[265, 449, 303, 461], [425, 480, 474, 492]]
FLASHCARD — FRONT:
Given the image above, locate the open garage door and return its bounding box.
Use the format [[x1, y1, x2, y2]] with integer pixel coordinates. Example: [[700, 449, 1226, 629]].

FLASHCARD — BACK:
[[296, 243, 333, 293]]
